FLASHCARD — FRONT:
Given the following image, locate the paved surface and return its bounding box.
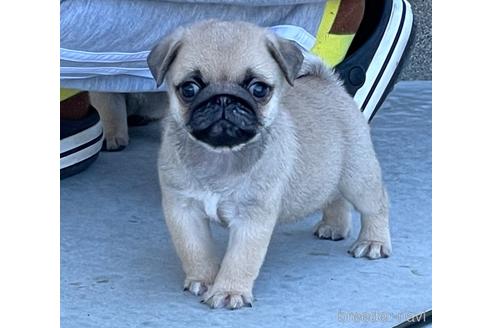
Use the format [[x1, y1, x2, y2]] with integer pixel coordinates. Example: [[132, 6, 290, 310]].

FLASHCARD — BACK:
[[61, 81, 432, 328]]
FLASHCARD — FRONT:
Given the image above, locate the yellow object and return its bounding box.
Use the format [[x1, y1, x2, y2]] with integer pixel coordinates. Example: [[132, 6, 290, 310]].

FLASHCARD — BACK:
[[60, 88, 82, 102], [313, 33, 355, 67], [312, 0, 355, 67]]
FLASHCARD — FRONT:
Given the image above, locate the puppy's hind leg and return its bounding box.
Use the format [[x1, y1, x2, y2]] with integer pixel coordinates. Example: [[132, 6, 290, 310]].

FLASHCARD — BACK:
[[314, 196, 351, 241], [89, 92, 129, 151], [340, 150, 392, 259]]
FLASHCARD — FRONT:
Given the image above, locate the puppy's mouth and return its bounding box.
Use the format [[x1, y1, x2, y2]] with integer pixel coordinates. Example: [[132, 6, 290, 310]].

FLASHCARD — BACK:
[[186, 84, 258, 148]]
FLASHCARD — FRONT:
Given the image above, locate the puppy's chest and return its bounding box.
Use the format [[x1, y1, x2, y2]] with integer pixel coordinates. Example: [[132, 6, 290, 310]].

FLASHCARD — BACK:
[[183, 190, 237, 226]]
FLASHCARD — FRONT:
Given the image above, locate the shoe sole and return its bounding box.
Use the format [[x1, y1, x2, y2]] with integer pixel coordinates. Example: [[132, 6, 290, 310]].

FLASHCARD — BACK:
[[60, 120, 103, 177]]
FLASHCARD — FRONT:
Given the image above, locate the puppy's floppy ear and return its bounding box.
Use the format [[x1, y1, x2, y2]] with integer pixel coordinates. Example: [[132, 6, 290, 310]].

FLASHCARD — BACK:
[[147, 29, 184, 87], [266, 36, 304, 86]]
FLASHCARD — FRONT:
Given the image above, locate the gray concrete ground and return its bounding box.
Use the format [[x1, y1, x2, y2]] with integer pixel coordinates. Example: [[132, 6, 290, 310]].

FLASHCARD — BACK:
[[61, 81, 432, 328]]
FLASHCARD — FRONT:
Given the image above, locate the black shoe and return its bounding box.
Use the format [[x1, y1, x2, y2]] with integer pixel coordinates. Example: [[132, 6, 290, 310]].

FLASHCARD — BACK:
[[336, 0, 414, 121], [60, 104, 103, 179]]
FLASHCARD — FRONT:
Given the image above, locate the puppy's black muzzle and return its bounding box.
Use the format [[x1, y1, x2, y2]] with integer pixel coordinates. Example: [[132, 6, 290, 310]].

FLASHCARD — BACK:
[[187, 83, 258, 148]]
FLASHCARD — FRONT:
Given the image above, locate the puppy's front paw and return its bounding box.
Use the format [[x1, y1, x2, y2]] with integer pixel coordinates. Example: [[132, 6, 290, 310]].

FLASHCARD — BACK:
[[182, 263, 219, 297], [202, 288, 253, 310], [314, 221, 350, 241], [183, 279, 210, 296], [103, 134, 129, 151], [349, 239, 392, 259]]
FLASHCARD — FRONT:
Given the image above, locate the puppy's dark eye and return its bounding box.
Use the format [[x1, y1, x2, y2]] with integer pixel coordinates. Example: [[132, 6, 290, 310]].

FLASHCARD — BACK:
[[180, 82, 200, 100], [248, 82, 270, 98]]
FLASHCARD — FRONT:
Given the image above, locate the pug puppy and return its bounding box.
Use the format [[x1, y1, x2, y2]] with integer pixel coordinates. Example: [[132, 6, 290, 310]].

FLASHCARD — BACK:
[[89, 92, 167, 150], [148, 20, 391, 310]]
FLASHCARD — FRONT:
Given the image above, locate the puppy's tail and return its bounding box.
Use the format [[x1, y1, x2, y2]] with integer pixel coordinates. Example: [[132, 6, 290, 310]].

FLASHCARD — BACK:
[[297, 52, 343, 87]]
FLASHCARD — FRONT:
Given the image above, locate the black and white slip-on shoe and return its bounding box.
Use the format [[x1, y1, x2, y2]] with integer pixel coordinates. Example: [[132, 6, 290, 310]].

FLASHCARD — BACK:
[[60, 105, 104, 179], [335, 0, 414, 122]]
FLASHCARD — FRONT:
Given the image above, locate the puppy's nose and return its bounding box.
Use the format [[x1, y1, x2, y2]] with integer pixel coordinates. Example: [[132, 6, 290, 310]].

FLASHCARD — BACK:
[[214, 95, 232, 108]]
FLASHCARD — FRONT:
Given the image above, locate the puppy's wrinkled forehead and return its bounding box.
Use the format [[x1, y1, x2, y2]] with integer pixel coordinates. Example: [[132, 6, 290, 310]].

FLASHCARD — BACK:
[[171, 21, 277, 84]]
